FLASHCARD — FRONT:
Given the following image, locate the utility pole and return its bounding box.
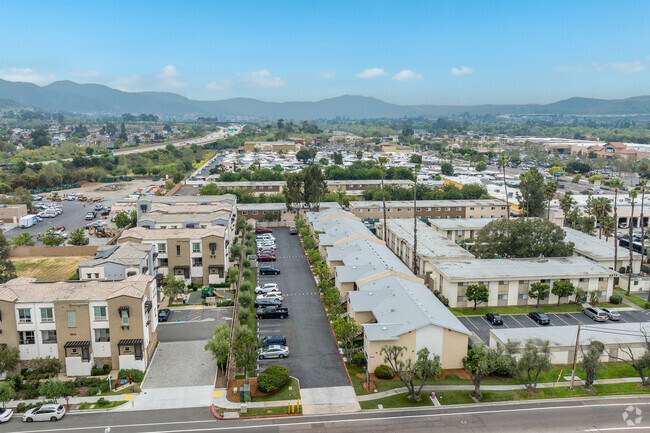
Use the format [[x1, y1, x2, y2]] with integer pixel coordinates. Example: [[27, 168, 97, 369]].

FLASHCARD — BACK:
[[570, 322, 582, 390], [413, 165, 419, 275]]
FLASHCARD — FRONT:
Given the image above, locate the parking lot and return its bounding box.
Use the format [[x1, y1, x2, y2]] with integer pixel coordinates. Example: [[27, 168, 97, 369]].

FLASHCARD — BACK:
[[459, 309, 650, 343], [254, 228, 350, 389]]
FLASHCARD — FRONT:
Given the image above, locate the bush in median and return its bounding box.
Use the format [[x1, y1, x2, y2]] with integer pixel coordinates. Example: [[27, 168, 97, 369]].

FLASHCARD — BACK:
[[256, 365, 290, 393]]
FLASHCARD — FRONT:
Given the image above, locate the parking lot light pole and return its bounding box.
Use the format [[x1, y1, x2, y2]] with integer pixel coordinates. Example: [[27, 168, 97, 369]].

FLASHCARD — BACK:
[[569, 323, 582, 390]]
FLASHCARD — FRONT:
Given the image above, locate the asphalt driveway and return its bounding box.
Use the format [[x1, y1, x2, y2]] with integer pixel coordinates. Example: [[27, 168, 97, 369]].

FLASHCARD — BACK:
[[254, 228, 350, 389]]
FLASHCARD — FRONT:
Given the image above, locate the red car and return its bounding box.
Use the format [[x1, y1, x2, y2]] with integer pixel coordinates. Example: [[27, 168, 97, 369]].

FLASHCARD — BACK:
[[257, 254, 276, 262], [257, 247, 276, 254], [255, 227, 273, 234], [53, 226, 66, 231]]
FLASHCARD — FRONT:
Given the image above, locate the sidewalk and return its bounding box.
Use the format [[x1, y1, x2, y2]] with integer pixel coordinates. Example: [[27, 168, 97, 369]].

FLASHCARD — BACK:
[[356, 376, 643, 402], [212, 388, 297, 409], [5, 393, 132, 410]]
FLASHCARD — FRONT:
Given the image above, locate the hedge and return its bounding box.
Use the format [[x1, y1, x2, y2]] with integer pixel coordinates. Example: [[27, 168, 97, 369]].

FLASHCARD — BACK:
[[118, 369, 145, 382], [256, 365, 290, 393]]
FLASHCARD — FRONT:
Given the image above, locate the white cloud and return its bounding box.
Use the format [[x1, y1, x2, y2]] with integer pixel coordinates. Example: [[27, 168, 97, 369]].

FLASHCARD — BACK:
[[156, 64, 187, 88], [320, 70, 337, 79], [392, 69, 423, 81], [0, 67, 56, 85], [554, 60, 647, 74], [355, 68, 387, 79], [235, 69, 286, 88], [450, 66, 474, 76], [111, 75, 142, 92], [206, 78, 235, 91], [69, 68, 100, 78], [606, 61, 646, 74]]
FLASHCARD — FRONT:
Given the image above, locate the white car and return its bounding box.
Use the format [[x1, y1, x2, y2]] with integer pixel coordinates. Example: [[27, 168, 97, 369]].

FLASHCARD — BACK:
[[0, 408, 12, 423], [22, 404, 66, 422], [256, 234, 275, 241], [256, 292, 283, 301], [255, 283, 280, 294], [259, 345, 289, 359]]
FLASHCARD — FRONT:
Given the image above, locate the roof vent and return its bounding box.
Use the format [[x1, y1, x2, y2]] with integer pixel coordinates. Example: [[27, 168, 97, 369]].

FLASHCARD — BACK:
[[382, 326, 387, 330], [368, 292, 373, 296], [390, 308, 395, 312]]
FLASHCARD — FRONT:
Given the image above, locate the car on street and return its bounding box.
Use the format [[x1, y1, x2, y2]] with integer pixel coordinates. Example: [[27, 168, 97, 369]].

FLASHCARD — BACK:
[[22, 404, 66, 422], [255, 227, 273, 234], [0, 408, 13, 423], [257, 254, 276, 262], [262, 334, 287, 347], [259, 266, 280, 275], [257, 292, 283, 301], [259, 344, 289, 359], [599, 307, 621, 321], [158, 308, 171, 322], [485, 313, 503, 325], [255, 283, 279, 294], [254, 298, 282, 308], [528, 311, 551, 325], [290, 226, 298, 235], [85, 212, 96, 220], [583, 307, 609, 322]]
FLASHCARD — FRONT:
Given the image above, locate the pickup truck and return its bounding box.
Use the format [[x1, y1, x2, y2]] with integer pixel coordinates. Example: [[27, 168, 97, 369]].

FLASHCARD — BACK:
[[256, 306, 289, 319]]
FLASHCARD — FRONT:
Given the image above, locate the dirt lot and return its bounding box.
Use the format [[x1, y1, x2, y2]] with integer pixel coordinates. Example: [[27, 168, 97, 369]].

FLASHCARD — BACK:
[[13, 256, 90, 281]]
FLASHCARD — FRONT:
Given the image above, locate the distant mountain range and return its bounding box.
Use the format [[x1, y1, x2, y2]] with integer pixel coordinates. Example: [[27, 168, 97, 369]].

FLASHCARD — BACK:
[[1, 78, 650, 119]]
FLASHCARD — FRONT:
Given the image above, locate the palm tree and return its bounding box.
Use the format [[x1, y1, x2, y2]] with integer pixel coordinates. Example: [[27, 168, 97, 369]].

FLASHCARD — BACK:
[[602, 215, 615, 242], [376, 157, 389, 242], [586, 196, 612, 239], [543, 182, 558, 220], [499, 154, 510, 223], [639, 179, 647, 278], [627, 189, 638, 295], [611, 179, 625, 274], [559, 192, 576, 226], [413, 164, 421, 275]]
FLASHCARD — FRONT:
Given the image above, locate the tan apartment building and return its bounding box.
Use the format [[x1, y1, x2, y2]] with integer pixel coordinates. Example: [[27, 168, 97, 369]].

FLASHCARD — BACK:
[[78, 242, 156, 281], [429, 257, 617, 308], [348, 199, 507, 220], [202, 181, 284, 196], [239, 202, 342, 225], [205, 179, 414, 197], [428, 217, 493, 242], [0, 274, 158, 376], [243, 141, 303, 153], [119, 226, 228, 285], [135, 194, 236, 219]]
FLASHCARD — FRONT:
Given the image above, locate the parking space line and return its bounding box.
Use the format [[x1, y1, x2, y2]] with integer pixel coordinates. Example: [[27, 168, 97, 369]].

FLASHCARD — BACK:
[[461, 318, 480, 331], [480, 316, 495, 329], [510, 315, 527, 327], [168, 311, 175, 322], [553, 314, 570, 326]]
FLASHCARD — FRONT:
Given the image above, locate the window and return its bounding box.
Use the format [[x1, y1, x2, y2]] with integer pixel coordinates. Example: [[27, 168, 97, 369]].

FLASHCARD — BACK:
[[40, 308, 54, 323], [416, 208, 421, 211], [456, 207, 462, 211], [19, 331, 35, 345], [95, 328, 110, 342], [242, 211, 248, 215], [457, 282, 468, 287], [457, 296, 467, 302], [86, 273, 92, 279], [176, 245, 181, 256], [518, 293, 528, 299], [498, 294, 508, 300], [426, 208, 431, 211], [94, 306, 107, 321], [192, 242, 201, 253], [18, 308, 31, 323], [68, 311, 76, 328], [158, 243, 166, 253], [253, 211, 258, 215], [192, 257, 203, 267], [209, 242, 217, 255], [436, 207, 441, 211], [599, 277, 608, 282], [445, 207, 450, 211], [407, 208, 412, 212], [170, 225, 177, 229], [159, 258, 168, 267], [160, 226, 167, 229], [470, 207, 475, 210], [579, 278, 588, 283], [42, 330, 57, 344], [397, 208, 402, 212], [519, 280, 528, 285], [121, 310, 129, 326], [498, 281, 507, 285], [94, 273, 99, 278], [599, 290, 606, 296], [540, 279, 550, 284]]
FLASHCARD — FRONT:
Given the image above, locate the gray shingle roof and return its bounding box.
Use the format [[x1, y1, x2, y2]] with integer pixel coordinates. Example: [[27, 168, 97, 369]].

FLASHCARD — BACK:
[[79, 242, 152, 268]]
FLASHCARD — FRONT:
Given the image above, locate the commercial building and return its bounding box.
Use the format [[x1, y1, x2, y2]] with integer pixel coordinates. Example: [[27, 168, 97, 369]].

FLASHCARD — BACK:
[[375, 219, 474, 277], [306, 209, 470, 373], [119, 226, 228, 285], [348, 199, 507, 220], [429, 257, 617, 308], [78, 242, 156, 281], [0, 204, 28, 223], [0, 274, 158, 376]]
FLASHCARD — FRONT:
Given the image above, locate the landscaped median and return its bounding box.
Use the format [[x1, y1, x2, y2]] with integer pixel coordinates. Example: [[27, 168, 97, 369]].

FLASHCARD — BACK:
[[450, 304, 584, 317]]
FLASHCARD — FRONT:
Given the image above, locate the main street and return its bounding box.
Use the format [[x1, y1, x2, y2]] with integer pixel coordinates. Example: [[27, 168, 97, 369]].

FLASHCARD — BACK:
[[8, 396, 650, 432]]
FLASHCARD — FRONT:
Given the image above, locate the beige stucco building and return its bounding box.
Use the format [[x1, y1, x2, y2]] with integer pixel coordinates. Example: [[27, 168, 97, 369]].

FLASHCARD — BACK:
[[349, 199, 507, 220]]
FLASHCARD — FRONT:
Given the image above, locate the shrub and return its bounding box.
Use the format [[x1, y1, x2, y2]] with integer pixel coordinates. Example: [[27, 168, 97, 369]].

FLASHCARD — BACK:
[[645, 302, 650, 310], [74, 377, 101, 387], [256, 365, 290, 393], [239, 292, 253, 308], [86, 386, 99, 396], [118, 369, 145, 383], [218, 299, 234, 307], [374, 364, 395, 380], [245, 247, 254, 256], [239, 308, 251, 323], [240, 281, 252, 292], [16, 402, 40, 413], [243, 259, 251, 268], [609, 294, 623, 305], [96, 397, 110, 407], [243, 269, 252, 279], [130, 384, 141, 393], [9, 374, 23, 391], [24, 387, 39, 399], [351, 352, 366, 365], [99, 380, 110, 393]]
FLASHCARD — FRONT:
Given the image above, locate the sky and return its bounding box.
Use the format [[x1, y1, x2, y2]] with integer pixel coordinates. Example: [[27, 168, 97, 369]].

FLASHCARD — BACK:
[[1, 0, 649, 105]]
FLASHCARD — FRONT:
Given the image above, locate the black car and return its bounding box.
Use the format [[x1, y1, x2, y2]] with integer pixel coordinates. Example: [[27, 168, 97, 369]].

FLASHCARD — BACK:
[[259, 266, 280, 275], [528, 311, 550, 325], [485, 313, 503, 325], [262, 334, 287, 347], [254, 298, 282, 308], [158, 309, 171, 322]]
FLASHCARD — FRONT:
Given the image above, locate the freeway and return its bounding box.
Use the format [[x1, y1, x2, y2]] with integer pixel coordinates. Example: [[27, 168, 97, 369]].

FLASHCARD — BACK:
[[8, 395, 650, 432]]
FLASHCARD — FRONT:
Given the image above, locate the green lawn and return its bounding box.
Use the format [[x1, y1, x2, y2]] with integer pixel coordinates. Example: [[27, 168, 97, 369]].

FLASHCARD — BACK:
[[451, 304, 584, 316], [596, 303, 624, 309], [238, 406, 301, 417], [359, 392, 433, 409], [76, 401, 127, 410], [251, 378, 300, 402], [622, 293, 649, 308]]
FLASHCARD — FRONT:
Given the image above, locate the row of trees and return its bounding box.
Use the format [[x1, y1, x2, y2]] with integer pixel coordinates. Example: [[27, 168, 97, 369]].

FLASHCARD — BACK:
[[465, 280, 590, 310]]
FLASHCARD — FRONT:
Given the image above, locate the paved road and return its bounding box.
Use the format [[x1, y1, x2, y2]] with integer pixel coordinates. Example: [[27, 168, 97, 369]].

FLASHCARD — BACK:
[[460, 309, 650, 343], [157, 308, 233, 342], [7, 395, 650, 432], [255, 228, 350, 389]]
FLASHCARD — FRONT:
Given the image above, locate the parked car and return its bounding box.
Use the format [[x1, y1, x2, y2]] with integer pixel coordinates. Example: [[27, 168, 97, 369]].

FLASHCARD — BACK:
[[158, 308, 171, 322], [256, 235, 275, 241], [599, 307, 621, 321], [85, 212, 96, 220], [255, 283, 279, 294], [259, 344, 289, 359], [22, 404, 66, 422], [257, 243, 277, 250], [94, 203, 104, 210], [255, 227, 273, 234], [257, 292, 283, 301], [289, 226, 298, 235], [583, 307, 609, 322], [254, 298, 282, 308], [257, 254, 276, 262], [101, 209, 110, 216], [257, 247, 276, 253], [528, 311, 551, 325], [259, 266, 280, 275], [32, 195, 43, 201], [0, 408, 12, 423], [485, 313, 503, 325], [262, 334, 287, 347], [256, 306, 289, 319]]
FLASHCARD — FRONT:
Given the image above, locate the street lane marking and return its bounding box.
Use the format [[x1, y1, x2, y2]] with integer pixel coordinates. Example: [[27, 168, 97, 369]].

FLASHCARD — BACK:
[[123, 394, 134, 401]]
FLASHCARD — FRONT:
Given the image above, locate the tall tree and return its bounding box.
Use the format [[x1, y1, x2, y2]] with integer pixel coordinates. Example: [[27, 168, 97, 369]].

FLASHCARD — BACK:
[[333, 317, 361, 362], [204, 323, 231, 370], [640, 180, 648, 294], [0, 382, 16, 409], [542, 182, 557, 220], [499, 154, 511, 223], [602, 215, 615, 242], [376, 157, 389, 242], [380, 345, 442, 401], [412, 164, 421, 274], [528, 282, 550, 307], [440, 161, 454, 176], [0, 346, 20, 377], [505, 341, 552, 392], [233, 327, 261, 385], [627, 190, 638, 295], [9, 232, 34, 247], [559, 192, 576, 226], [463, 343, 509, 400], [611, 179, 625, 273], [518, 167, 546, 217], [0, 231, 16, 283], [284, 172, 304, 211], [586, 196, 612, 239], [581, 341, 605, 390], [551, 280, 575, 305], [466, 284, 489, 310], [303, 165, 327, 211]]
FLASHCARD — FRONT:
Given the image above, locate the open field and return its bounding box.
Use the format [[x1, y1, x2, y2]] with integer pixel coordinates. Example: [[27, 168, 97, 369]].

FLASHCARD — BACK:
[[13, 256, 90, 281]]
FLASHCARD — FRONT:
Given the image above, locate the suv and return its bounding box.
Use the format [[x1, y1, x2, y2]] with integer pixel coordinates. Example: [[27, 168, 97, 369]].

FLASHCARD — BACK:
[[583, 307, 608, 322], [528, 311, 550, 325], [262, 335, 287, 347], [485, 313, 503, 325], [22, 404, 66, 422], [257, 254, 276, 262], [85, 212, 96, 220], [289, 226, 298, 235], [259, 266, 280, 275]]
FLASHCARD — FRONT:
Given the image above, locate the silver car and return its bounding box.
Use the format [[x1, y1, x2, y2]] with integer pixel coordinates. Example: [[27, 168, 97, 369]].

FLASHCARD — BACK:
[[600, 307, 621, 321], [583, 307, 609, 322], [259, 344, 289, 359], [22, 404, 66, 422]]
